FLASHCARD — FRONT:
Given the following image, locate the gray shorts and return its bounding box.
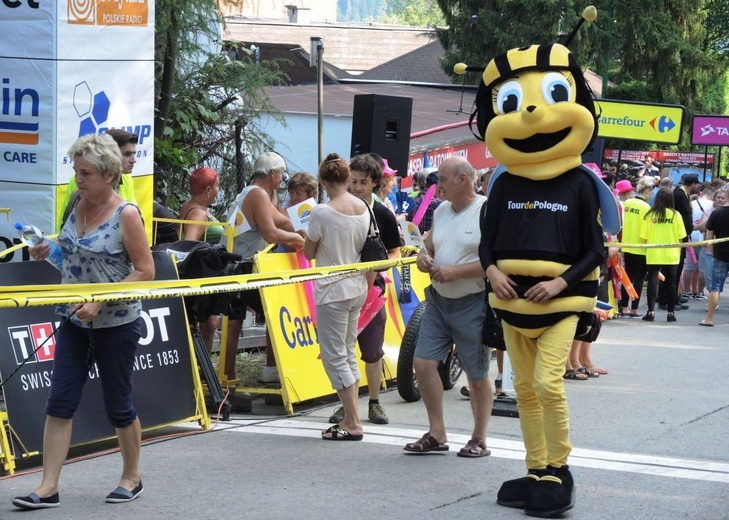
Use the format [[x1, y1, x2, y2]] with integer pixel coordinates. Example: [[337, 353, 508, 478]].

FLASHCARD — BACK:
[[414, 286, 490, 381], [707, 258, 729, 293]]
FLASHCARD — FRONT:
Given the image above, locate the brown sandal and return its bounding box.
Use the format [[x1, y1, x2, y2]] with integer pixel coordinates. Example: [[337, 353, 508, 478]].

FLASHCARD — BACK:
[[577, 366, 600, 378], [403, 432, 449, 453], [457, 438, 491, 458], [563, 369, 588, 380]]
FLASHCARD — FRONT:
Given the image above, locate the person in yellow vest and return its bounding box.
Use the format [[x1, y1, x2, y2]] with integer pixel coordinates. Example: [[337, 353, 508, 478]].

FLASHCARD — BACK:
[[60, 129, 137, 229], [639, 188, 688, 322], [619, 180, 653, 317]]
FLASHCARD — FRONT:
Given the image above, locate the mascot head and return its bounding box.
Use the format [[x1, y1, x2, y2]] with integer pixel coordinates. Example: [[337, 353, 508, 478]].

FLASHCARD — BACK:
[[459, 6, 598, 180]]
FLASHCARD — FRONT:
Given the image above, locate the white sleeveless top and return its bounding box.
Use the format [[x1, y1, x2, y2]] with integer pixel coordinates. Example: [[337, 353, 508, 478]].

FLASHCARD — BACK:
[[226, 185, 268, 261], [57, 201, 141, 328]]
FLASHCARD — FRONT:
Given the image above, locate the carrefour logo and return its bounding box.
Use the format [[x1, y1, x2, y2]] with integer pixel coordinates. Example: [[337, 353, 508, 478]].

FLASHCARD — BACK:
[[0, 77, 40, 145], [73, 81, 151, 144], [649, 115, 676, 133]]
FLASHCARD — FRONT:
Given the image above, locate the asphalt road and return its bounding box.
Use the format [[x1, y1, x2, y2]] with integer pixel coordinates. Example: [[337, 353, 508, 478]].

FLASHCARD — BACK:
[[2, 297, 728, 520]]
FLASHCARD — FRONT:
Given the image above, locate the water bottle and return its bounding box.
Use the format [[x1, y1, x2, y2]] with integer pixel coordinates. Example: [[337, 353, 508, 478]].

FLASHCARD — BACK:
[[15, 222, 63, 270]]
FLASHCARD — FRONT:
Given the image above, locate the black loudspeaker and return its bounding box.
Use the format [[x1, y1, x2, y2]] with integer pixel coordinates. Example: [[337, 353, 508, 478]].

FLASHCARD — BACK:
[[350, 94, 413, 176]]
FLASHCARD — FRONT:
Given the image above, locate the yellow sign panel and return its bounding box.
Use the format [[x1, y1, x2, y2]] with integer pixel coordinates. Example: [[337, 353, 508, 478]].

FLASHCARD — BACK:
[[596, 99, 684, 144], [256, 252, 429, 411]]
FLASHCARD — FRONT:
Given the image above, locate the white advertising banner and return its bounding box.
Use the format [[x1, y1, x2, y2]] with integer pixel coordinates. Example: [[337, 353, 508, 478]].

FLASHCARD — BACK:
[[0, 57, 56, 185], [0, 2, 55, 60], [0, 182, 55, 265], [55, 59, 154, 185], [57, 0, 155, 60], [0, 0, 155, 263]]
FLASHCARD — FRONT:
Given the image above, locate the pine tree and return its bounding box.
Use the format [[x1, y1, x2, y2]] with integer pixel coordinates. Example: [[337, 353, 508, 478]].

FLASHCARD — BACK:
[[434, 0, 594, 84]]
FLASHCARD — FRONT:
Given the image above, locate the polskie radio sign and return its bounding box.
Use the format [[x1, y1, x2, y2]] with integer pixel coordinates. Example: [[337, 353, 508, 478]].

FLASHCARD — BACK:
[[67, 0, 149, 27]]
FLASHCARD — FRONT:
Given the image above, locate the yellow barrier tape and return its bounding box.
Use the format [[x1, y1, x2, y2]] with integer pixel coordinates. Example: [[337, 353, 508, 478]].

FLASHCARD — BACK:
[[605, 236, 729, 249], [7, 234, 728, 261], [0, 257, 418, 308]]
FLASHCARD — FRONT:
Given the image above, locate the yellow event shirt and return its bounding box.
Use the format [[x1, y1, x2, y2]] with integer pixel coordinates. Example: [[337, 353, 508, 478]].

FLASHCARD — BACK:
[[621, 197, 650, 255], [639, 208, 687, 265], [63, 173, 137, 209], [58, 174, 137, 232]]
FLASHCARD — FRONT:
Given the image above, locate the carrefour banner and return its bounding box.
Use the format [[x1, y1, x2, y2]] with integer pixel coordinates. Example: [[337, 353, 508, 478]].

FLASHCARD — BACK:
[[256, 252, 428, 410], [596, 99, 685, 144]]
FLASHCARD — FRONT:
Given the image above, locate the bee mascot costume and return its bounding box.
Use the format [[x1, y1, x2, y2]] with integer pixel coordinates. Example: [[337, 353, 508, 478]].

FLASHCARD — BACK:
[[458, 6, 619, 518]]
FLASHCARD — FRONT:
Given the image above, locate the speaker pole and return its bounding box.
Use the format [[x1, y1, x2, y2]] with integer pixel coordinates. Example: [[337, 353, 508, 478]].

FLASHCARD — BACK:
[[446, 75, 467, 114], [311, 37, 325, 166]]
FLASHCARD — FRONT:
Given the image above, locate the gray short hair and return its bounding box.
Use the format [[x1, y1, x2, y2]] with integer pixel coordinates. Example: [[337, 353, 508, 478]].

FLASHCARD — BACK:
[[448, 157, 476, 183], [68, 133, 122, 188], [251, 151, 285, 181]]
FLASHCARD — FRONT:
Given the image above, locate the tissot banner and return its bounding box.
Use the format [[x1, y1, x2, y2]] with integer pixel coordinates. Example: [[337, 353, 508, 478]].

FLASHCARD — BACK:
[[0, 259, 198, 454]]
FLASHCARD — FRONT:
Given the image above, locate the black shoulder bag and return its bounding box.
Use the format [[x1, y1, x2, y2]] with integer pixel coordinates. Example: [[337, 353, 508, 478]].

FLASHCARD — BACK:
[[360, 203, 389, 270]]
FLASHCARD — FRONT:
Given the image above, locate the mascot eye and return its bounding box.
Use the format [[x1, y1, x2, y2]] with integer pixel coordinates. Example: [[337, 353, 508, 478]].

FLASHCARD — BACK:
[[541, 73, 572, 104], [496, 81, 523, 114]]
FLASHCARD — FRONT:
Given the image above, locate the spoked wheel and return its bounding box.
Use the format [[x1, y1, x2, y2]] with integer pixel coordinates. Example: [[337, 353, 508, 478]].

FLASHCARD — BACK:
[[397, 302, 426, 402], [397, 301, 464, 402], [438, 347, 463, 390]]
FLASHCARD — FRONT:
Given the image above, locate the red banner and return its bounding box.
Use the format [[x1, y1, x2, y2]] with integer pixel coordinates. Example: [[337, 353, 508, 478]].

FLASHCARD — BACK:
[[408, 141, 498, 175], [605, 149, 714, 165]]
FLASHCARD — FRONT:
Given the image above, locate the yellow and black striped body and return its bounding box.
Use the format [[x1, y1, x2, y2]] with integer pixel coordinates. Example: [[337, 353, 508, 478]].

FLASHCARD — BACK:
[[489, 259, 598, 331], [483, 168, 603, 330]]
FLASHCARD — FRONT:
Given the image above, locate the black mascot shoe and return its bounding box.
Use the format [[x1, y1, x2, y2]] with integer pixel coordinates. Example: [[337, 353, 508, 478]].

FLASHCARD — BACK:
[[496, 469, 546, 508], [524, 464, 575, 518]]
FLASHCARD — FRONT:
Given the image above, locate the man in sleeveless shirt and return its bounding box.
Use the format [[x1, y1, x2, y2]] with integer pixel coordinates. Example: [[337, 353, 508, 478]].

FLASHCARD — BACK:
[[404, 157, 494, 458], [225, 152, 304, 383]]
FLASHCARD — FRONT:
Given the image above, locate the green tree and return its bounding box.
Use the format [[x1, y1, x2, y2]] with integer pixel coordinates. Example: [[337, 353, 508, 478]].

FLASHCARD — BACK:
[[705, 0, 729, 55], [435, 1, 728, 150], [379, 0, 445, 26], [434, 1, 594, 84], [601, 0, 726, 149], [155, 0, 286, 213]]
